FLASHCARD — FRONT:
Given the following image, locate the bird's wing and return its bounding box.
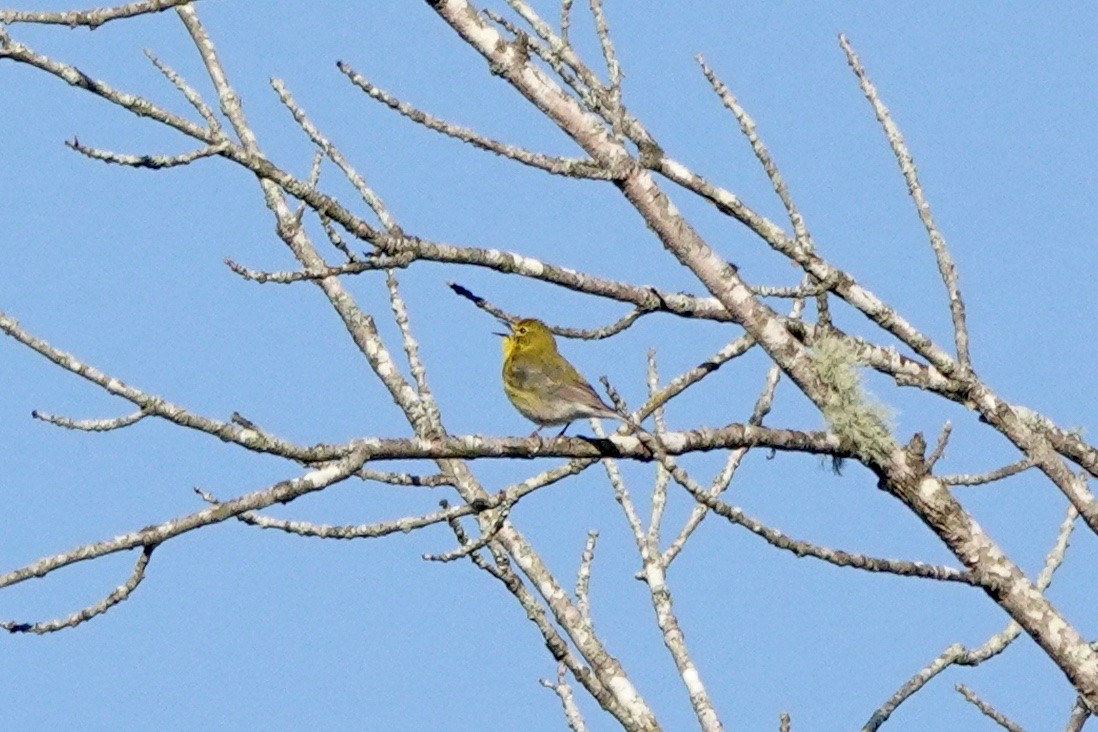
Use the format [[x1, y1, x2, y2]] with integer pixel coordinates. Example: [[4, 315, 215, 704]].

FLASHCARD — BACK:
[[542, 358, 616, 415]]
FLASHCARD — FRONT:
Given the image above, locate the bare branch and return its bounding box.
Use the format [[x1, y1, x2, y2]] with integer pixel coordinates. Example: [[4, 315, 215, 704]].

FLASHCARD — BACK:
[[600, 421, 724, 730], [0, 0, 194, 29], [355, 469, 453, 488], [955, 684, 1026, 732], [696, 55, 809, 245], [662, 296, 802, 568], [32, 408, 148, 432], [271, 78, 397, 230], [541, 663, 589, 732], [0, 309, 345, 462], [662, 360, 783, 569], [588, 0, 623, 137], [446, 281, 653, 340], [386, 270, 442, 424], [424, 503, 511, 562], [1044, 428, 1098, 481], [0, 449, 368, 592], [925, 421, 952, 469], [143, 49, 223, 132], [338, 61, 612, 180], [66, 137, 227, 168], [559, 0, 574, 44], [840, 34, 971, 372], [861, 644, 965, 731], [644, 350, 672, 545], [2, 545, 155, 634], [942, 458, 1036, 486], [959, 504, 1077, 666], [223, 254, 408, 283], [637, 332, 756, 422], [591, 419, 646, 541], [0, 34, 214, 142], [575, 530, 598, 622], [866, 503, 1078, 726], [442, 515, 636, 727], [679, 475, 975, 584], [1065, 697, 1090, 732]]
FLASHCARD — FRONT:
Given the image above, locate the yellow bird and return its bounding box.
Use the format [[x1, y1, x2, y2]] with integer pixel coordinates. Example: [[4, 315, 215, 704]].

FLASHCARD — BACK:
[[497, 318, 619, 436]]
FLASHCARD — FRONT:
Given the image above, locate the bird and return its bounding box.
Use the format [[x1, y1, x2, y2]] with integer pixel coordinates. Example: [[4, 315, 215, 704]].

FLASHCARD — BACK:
[[497, 318, 620, 437]]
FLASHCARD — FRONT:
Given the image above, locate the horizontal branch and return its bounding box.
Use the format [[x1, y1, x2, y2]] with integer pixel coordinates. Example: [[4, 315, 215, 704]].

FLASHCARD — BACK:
[[207, 459, 588, 542], [32, 407, 148, 432], [67, 137, 227, 169], [0, 0, 193, 28]]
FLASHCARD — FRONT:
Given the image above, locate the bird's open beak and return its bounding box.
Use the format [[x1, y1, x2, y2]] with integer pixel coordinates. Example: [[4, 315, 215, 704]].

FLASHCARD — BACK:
[[493, 319, 513, 337]]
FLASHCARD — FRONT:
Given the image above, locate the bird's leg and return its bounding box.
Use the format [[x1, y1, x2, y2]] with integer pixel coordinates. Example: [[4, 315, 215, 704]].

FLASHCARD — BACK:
[[556, 422, 572, 438]]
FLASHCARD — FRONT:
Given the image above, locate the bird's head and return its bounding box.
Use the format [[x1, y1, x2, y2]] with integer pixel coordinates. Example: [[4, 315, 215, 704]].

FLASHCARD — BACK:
[[496, 318, 557, 361]]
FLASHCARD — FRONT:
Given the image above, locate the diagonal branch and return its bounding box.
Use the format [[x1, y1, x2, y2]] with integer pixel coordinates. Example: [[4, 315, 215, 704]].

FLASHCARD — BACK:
[[2, 545, 155, 634], [0, 448, 369, 592], [424, 2, 1098, 706], [840, 34, 971, 372]]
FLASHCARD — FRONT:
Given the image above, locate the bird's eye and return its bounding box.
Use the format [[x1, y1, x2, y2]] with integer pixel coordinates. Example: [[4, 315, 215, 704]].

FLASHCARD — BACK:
[[517, 326, 526, 335]]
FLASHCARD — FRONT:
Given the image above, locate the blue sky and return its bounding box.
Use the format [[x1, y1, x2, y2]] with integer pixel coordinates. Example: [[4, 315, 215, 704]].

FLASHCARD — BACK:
[[1, 2, 1096, 730]]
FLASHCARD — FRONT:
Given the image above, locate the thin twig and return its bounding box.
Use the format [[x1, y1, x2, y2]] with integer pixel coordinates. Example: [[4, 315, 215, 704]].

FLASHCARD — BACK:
[[591, 419, 646, 541], [541, 663, 589, 732], [447, 281, 654, 339], [588, 0, 623, 138], [386, 269, 443, 429], [2, 545, 155, 634], [955, 685, 1026, 732], [696, 55, 809, 246], [224, 254, 413, 283], [338, 62, 611, 180], [32, 408, 148, 432], [318, 212, 359, 262], [597, 415, 724, 731], [440, 507, 632, 725], [637, 333, 756, 422], [660, 454, 975, 584], [839, 34, 971, 372], [424, 503, 512, 562], [660, 298, 801, 568], [861, 644, 965, 730], [942, 458, 1036, 486], [645, 350, 672, 545], [67, 137, 227, 168], [0, 309, 350, 463], [271, 78, 397, 230], [864, 503, 1078, 727], [662, 360, 783, 569], [559, 0, 574, 44], [575, 530, 599, 622], [925, 421, 952, 469], [208, 459, 589, 541], [144, 49, 223, 132]]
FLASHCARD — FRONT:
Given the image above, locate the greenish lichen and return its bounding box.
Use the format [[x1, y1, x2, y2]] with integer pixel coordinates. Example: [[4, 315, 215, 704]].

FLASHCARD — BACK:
[[810, 335, 897, 464]]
